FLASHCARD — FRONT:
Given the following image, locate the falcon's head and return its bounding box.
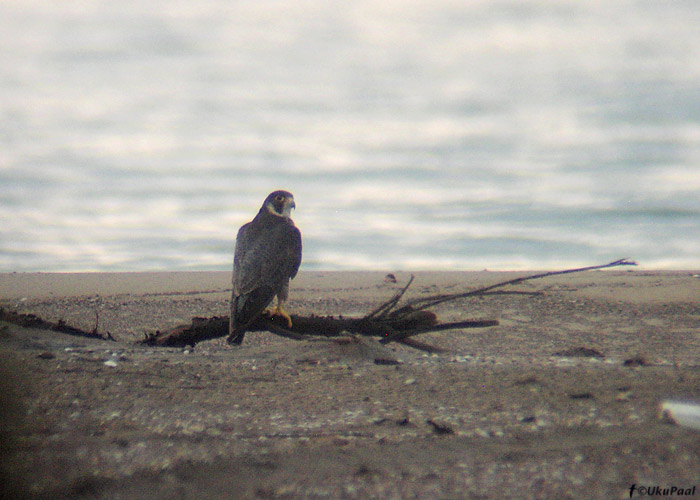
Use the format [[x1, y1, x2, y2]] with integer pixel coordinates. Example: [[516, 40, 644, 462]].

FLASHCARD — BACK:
[[263, 190, 296, 218]]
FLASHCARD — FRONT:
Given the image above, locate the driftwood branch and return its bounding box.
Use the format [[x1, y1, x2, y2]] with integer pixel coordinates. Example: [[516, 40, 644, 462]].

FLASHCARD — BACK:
[[143, 258, 636, 352], [141, 309, 457, 352], [0, 307, 111, 340]]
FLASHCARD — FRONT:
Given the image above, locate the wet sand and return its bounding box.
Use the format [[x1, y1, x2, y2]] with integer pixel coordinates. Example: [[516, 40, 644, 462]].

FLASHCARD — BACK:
[[1, 270, 700, 499]]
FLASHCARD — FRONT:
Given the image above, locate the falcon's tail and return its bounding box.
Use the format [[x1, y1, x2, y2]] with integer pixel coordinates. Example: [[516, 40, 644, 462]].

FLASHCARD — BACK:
[[227, 286, 276, 345]]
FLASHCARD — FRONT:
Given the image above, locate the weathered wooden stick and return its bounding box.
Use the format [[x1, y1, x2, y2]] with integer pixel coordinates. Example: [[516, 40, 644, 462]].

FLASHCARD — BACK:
[[0, 307, 108, 340], [389, 258, 637, 316], [141, 310, 494, 350]]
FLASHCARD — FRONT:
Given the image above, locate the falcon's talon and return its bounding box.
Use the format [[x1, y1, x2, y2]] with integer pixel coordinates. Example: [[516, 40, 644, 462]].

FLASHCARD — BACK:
[[274, 305, 293, 328]]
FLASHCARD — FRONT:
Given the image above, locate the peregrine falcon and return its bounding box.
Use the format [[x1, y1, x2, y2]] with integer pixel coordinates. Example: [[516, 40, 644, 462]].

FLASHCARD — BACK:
[[227, 190, 302, 345]]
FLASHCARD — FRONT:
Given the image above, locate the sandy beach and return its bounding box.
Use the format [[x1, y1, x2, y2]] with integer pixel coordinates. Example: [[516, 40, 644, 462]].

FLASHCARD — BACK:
[[1, 269, 700, 499]]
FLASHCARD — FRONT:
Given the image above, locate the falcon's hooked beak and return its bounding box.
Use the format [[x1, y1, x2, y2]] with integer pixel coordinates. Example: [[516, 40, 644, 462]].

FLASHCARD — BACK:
[[282, 198, 296, 217]]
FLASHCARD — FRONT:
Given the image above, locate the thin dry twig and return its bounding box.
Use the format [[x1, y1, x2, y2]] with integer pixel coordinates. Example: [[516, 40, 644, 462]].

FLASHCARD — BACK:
[[365, 274, 415, 319], [385, 258, 637, 317]]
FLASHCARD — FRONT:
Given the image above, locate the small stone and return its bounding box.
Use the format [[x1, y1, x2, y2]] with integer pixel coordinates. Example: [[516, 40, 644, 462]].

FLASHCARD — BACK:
[[568, 392, 594, 400], [623, 356, 648, 367], [427, 419, 454, 435], [553, 347, 604, 359], [615, 391, 632, 401], [374, 358, 401, 366]]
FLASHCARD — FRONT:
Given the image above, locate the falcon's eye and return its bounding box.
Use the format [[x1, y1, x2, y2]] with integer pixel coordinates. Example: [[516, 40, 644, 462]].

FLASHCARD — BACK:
[[275, 195, 284, 202]]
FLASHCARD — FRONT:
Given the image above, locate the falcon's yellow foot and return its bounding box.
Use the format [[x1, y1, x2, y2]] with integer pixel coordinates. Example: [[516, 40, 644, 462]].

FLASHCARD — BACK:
[[273, 304, 293, 328]]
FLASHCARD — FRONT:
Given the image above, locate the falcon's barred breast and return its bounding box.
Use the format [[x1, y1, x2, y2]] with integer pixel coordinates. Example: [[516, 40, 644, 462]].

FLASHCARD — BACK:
[[227, 190, 302, 345]]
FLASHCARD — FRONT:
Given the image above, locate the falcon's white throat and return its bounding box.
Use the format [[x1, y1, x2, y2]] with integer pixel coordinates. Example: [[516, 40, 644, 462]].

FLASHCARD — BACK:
[[280, 203, 294, 217], [266, 198, 295, 218]]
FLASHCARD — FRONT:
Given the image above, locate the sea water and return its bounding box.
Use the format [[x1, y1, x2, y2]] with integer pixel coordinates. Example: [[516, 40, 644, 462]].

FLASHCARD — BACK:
[[2, 0, 699, 271]]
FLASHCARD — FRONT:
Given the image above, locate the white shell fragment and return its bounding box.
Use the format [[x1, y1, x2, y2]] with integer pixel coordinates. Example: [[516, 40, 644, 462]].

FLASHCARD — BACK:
[[660, 400, 700, 430]]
